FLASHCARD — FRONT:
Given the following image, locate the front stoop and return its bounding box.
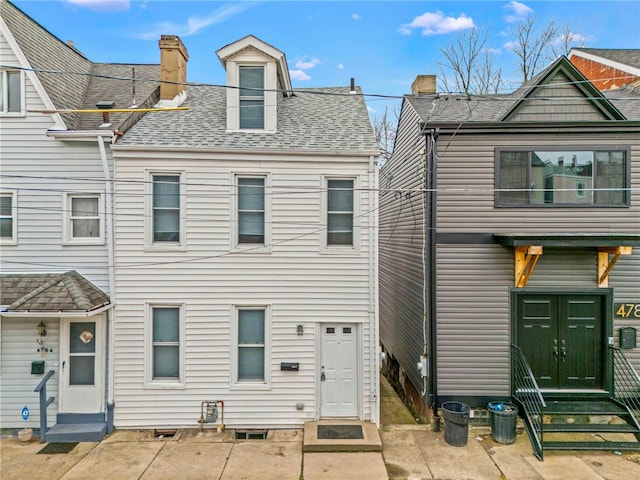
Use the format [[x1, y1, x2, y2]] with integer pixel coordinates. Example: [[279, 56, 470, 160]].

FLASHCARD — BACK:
[[303, 420, 382, 452], [45, 413, 107, 443]]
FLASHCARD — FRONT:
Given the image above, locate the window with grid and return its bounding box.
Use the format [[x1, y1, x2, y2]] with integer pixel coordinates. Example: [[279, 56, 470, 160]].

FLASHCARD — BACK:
[[327, 179, 354, 245], [237, 309, 265, 382], [237, 177, 265, 244], [152, 307, 180, 380], [239, 66, 264, 129], [496, 148, 629, 207], [152, 174, 180, 242], [0, 70, 21, 114]]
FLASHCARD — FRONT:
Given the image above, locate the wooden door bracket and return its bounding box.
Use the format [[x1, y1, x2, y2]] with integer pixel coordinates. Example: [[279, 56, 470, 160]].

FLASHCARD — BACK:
[[598, 246, 632, 287], [515, 245, 543, 288]]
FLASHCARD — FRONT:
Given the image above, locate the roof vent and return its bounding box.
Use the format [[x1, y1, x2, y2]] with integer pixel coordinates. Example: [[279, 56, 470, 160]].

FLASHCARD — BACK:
[[96, 101, 115, 128]]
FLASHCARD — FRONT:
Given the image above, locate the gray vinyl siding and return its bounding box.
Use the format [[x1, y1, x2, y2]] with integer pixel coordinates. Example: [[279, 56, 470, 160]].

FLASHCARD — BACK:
[[610, 253, 640, 368], [112, 152, 376, 429], [0, 318, 60, 429]]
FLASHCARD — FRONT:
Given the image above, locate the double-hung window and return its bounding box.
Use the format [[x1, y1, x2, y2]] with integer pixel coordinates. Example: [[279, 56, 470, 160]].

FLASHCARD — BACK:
[[237, 176, 265, 244], [327, 179, 355, 246], [239, 66, 264, 129], [65, 194, 101, 243], [0, 69, 22, 114], [151, 306, 181, 382], [496, 148, 629, 207], [152, 174, 181, 243], [236, 308, 267, 383], [0, 192, 16, 243]]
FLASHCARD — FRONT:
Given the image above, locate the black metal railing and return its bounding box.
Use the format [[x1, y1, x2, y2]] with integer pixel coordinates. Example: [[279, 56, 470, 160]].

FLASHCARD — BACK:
[[34, 370, 55, 443], [611, 347, 640, 433], [511, 344, 546, 459]]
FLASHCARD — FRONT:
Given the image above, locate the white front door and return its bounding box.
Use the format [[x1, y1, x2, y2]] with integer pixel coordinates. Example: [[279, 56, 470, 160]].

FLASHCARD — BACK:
[[320, 324, 358, 417], [60, 317, 104, 413]]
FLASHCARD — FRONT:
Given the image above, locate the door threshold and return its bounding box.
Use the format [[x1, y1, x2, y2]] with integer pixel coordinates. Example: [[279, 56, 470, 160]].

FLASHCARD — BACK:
[[541, 389, 608, 394]]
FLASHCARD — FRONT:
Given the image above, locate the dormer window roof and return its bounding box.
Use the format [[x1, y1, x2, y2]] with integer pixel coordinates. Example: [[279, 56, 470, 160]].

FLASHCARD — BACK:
[[216, 35, 293, 133]]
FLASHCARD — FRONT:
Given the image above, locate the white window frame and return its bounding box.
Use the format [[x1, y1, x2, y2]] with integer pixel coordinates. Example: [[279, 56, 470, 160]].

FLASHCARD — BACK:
[[231, 305, 271, 389], [320, 175, 360, 253], [0, 69, 25, 116], [63, 193, 104, 245], [231, 173, 271, 253], [239, 65, 265, 130], [145, 170, 186, 251], [0, 191, 17, 245], [145, 303, 185, 388]]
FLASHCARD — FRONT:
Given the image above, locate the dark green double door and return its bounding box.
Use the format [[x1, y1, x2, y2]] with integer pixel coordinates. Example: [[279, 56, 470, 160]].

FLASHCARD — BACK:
[[515, 293, 605, 390]]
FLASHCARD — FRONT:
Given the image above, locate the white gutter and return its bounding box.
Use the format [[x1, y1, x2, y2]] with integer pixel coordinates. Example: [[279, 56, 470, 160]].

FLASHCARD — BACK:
[[46, 130, 115, 139], [368, 154, 379, 426], [0, 303, 114, 318]]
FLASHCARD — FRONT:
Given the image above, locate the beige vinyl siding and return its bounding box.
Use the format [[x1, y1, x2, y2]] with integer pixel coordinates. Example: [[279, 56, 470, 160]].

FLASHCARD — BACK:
[[379, 101, 428, 391], [0, 318, 60, 429], [113, 151, 375, 429]]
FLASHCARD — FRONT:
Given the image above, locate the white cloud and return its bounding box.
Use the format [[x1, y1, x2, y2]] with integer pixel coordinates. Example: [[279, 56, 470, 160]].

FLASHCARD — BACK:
[[504, 1, 533, 23], [338, 64, 345, 70], [503, 40, 519, 52], [66, 0, 130, 11], [485, 47, 502, 54], [352, 14, 361, 20], [399, 11, 474, 36], [295, 57, 321, 70], [138, 2, 256, 39], [290, 70, 311, 81], [554, 32, 587, 45], [367, 105, 376, 114]]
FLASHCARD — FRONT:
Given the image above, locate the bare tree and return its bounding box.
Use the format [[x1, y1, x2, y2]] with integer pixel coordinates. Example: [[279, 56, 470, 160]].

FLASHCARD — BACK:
[[438, 26, 503, 95], [372, 105, 399, 167], [550, 23, 586, 58], [506, 15, 558, 83]]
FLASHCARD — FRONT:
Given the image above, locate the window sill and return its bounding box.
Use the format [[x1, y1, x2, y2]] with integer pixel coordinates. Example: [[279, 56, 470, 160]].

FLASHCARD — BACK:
[[63, 239, 105, 246], [320, 245, 361, 255], [231, 244, 272, 254], [144, 243, 187, 253], [0, 239, 17, 246], [230, 383, 272, 391], [144, 381, 186, 390], [0, 112, 26, 117]]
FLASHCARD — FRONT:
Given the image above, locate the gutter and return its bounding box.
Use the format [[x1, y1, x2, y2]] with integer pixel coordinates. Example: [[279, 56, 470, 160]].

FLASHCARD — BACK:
[[368, 154, 379, 426], [0, 302, 114, 318], [427, 128, 438, 410]]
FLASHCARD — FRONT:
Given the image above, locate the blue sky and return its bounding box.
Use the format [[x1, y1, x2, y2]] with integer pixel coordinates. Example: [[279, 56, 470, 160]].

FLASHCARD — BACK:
[[12, 0, 640, 115]]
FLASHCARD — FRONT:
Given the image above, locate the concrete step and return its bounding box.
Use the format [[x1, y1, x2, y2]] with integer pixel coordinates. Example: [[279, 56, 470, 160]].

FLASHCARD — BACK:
[[303, 420, 382, 452], [56, 412, 105, 424], [543, 440, 640, 451], [46, 422, 106, 443]]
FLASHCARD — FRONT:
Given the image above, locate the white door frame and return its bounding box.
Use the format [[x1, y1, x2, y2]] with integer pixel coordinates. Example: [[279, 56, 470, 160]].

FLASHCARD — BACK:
[[317, 322, 362, 419], [59, 315, 105, 413]]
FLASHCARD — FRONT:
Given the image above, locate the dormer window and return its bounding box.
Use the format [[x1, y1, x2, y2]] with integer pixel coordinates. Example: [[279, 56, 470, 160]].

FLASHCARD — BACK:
[[239, 66, 265, 129], [0, 69, 22, 114]]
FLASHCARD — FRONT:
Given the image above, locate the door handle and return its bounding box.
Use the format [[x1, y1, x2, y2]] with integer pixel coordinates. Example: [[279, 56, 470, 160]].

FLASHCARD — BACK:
[[553, 339, 558, 362], [320, 365, 326, 382], [561, 339, 566, 362], [62, 360, 66, 370]]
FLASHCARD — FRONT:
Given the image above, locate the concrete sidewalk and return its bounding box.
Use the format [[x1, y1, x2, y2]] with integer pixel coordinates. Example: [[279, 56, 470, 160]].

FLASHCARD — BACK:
[[2, 425, 640, 480]]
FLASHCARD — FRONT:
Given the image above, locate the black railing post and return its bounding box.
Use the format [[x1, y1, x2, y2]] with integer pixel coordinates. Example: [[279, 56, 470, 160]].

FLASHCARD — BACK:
[[34, 370, 55, 443]]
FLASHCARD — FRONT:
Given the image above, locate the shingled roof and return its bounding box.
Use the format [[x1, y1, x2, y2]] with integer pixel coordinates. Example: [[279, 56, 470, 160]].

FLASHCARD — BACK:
[[116, 85, 380, 154], [1, 0, 160, 131], [571, 48, 640, 70], [406, 56, 640, 124], [0, 271, 110, 313]]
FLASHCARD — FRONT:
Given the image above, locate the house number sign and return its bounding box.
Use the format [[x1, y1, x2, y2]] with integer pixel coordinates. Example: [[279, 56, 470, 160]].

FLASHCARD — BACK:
[[614, 303, 640, 319]]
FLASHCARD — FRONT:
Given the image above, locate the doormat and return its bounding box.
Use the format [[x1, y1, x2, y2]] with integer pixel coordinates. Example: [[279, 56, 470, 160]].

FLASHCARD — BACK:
[[37, 442, 78, 454], [317, 425, 364, 440]]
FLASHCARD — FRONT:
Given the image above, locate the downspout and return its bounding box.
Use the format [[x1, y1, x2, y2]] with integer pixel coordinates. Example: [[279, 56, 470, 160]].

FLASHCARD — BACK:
[[97, 136, 116, 432], [427, 128, 439, 410], [368, 154, 379, 425]]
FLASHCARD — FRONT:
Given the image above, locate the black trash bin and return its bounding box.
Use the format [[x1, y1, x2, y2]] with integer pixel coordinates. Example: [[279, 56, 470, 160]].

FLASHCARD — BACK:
[[441, 401, 470, 447], [487, 402, 518, 444]]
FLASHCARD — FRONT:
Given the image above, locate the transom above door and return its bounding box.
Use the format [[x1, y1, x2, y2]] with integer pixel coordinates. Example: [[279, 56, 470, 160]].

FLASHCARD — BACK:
[[513, 291, 611, 391]]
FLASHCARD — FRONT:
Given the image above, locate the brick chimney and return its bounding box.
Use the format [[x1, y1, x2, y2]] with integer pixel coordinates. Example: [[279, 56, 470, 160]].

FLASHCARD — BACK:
[[158, 35, 189, 100], [411, 75, 436, 95]]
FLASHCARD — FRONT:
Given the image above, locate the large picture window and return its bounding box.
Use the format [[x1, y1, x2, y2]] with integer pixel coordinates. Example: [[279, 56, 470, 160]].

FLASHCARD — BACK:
[[496, 148, 629, 207], [239, 66, 264, 129]]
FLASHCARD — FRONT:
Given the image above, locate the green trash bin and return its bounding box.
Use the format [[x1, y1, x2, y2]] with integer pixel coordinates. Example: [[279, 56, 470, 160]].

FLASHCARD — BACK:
[[441, 401, 470, 447], [487, 402, 518, 444]]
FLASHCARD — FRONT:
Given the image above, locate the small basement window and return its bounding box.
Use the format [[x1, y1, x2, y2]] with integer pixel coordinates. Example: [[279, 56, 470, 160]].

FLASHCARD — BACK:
[[235, 429, 268, 440]]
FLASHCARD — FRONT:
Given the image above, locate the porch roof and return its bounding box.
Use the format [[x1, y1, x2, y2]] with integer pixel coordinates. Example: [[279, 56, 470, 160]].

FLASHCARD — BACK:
[[494, 233, 640, 248], [0, 271, 110, 313]]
